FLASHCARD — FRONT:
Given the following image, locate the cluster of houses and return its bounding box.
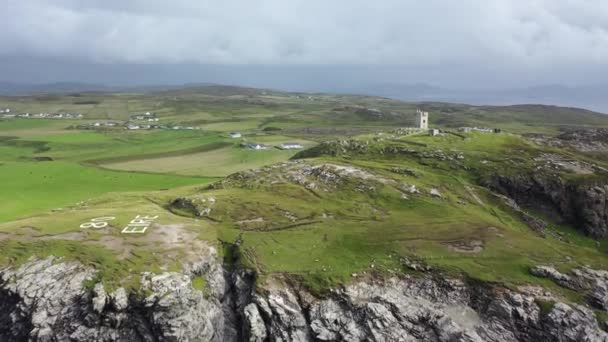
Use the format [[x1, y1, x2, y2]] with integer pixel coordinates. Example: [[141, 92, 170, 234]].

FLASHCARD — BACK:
[[429, 127, 500, 137], [130, 112, 159, 122], [1, 111, 83, 119], [126, 123, 198, 131], [230, 132, 304, 150], [243, 141, 304, 150], [76, 122, 119, 130], [93, 122, 119, 128], [458, 127, 500, 133], [278, 142, 304, 150], [76, 121, 199, 131], [293, 95, 317, 101]]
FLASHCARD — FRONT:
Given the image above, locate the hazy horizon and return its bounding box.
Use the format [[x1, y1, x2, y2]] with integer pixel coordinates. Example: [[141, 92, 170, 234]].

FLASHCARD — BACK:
[[2, 1, 608, 111]]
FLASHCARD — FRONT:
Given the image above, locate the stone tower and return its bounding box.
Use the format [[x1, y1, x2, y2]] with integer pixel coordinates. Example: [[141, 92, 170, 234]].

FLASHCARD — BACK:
[[417, 109, 429, 129]]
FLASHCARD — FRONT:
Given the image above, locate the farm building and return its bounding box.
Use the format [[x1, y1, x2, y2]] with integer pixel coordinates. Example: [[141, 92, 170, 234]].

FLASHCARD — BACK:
[[278, 142, 304, 150], [229, 132, 242, 138], [246, 143, 270, 150], [429, 129, 440, 136]]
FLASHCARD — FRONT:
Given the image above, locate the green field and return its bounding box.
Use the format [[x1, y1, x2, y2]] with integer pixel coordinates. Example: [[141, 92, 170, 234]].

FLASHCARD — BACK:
[[1, 85, 608, 296], [0, 161, 210, 222], [102, 135, 315, 176]]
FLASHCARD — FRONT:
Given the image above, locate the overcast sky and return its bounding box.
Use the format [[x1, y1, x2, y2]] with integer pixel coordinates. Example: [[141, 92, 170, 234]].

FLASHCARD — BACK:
[[1, 0, 608, 89]]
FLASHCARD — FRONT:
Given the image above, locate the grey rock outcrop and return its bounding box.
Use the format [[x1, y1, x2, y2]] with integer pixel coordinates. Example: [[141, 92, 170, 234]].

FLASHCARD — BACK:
[[242, 275, 608, 342], [243, 303, 267, 342], [251, 288, 311, 341], [302, 277, 484, 341], [2, 256, 608, 341], [0, 248, 234, 342], [532, 265, 608, 311], [487, 173, 608, 238], [0, 257, 96, 341], [92, 282, 108, 314], [544, 303, 608, 342]]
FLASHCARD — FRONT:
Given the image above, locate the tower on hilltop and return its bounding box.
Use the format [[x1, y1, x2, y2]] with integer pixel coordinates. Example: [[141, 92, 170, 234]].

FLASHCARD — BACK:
[[417, 109, 429, 129]]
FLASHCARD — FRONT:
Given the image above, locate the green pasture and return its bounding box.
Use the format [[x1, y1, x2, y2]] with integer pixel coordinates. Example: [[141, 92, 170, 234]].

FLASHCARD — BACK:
[[102, 136, 315, 177], [0, 161, 212, 222]]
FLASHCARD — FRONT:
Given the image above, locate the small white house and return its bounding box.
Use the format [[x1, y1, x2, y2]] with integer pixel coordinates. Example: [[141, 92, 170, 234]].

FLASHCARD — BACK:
[[246, 143, 270, 150], [430, 129, 440, 136], [229, 132, 242, 138], [279, 142, 304, 150]]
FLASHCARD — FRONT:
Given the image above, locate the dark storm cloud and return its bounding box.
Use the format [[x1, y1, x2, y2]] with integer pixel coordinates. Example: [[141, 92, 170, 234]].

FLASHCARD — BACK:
[[3, 0, 608, 67]]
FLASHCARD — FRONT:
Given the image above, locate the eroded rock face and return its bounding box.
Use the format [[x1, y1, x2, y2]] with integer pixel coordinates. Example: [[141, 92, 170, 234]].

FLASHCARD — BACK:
[[0, 257, 98, 341], [543, 303, 608, 342], [245, 276, 608, 342], [304, 277, 483, 342], [0, 250, 234, 342], [2, 257, 608, 342], [488, 173, 608, 238], [532, 266, 608, 311]]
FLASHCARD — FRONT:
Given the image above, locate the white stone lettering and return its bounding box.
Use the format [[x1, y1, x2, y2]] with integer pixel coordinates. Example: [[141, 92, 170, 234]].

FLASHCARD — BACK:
[[121, 215, 158, 234], [80, 217, 116, 229]]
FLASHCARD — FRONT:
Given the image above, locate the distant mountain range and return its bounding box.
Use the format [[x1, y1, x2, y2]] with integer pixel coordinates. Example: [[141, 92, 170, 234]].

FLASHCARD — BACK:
[[0, 81, 606, 114], [0, 82, 109, 95], [0, 82, 215, 96], [351, 83, 608, 114]]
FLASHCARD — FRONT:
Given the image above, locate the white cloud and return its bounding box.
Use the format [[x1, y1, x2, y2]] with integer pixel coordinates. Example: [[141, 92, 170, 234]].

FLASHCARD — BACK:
[[2, 0, 608, 68]]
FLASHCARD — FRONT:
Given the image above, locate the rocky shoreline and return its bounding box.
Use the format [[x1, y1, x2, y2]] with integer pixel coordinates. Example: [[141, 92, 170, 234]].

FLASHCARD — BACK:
[[1, 247, 607, 341]]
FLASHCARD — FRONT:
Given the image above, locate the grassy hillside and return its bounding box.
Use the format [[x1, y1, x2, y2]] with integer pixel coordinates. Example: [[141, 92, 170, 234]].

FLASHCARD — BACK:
[[3, 85, 608, 138], [168, 131, 607, 297], [0, 85, 607, 297], [0, 161, 210, 222]]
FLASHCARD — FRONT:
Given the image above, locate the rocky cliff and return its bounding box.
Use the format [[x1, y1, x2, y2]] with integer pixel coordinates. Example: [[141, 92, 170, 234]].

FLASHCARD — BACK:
[[1, 249, 607, 342], [487, 172, 608, 238]]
